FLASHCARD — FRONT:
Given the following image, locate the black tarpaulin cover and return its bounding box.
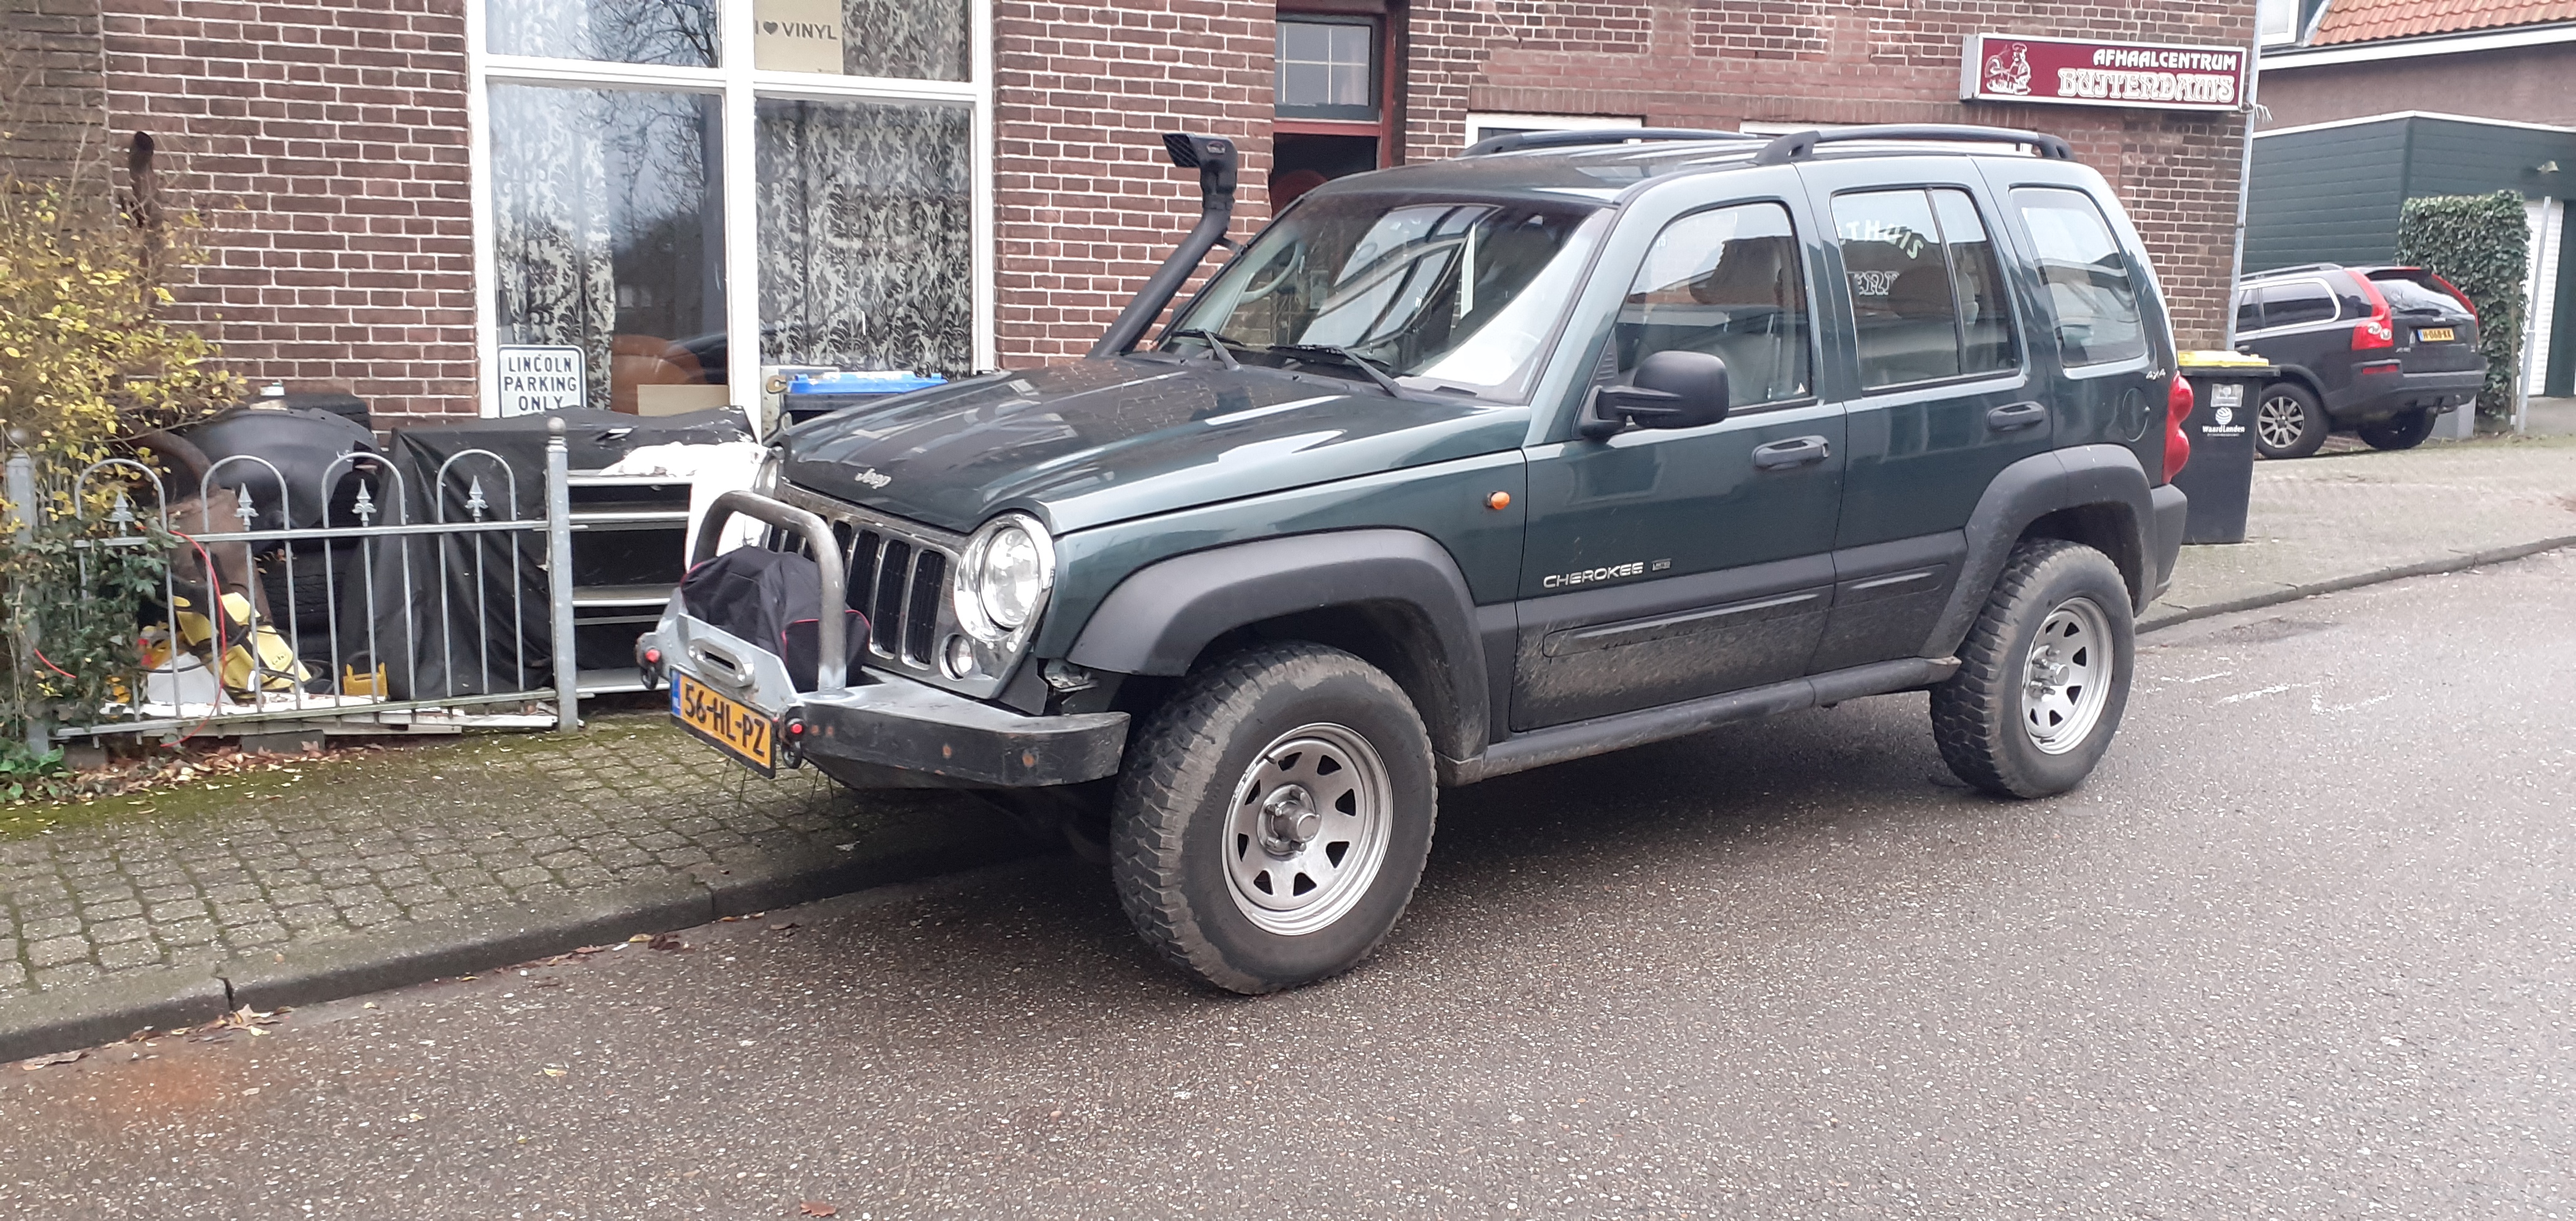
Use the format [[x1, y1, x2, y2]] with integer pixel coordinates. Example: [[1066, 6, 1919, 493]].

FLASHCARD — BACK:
[[346, 408, 753, 700]]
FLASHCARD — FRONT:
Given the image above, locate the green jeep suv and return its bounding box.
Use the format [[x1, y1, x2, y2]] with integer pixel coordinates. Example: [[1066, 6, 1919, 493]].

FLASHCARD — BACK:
[[642, 125, 2193, 994]]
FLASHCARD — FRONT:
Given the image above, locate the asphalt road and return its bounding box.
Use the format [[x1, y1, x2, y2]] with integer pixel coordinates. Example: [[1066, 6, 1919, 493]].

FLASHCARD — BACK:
[[7, 551, 2575, 1220]]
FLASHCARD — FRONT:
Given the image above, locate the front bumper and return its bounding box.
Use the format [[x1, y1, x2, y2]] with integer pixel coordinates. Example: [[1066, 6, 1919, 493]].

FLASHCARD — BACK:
[[641, 613, 1128, 788]]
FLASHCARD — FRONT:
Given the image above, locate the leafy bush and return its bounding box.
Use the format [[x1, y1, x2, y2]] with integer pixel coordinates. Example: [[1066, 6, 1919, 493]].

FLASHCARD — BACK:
[[2394, 190, 2528, 420], [2, 145, 243, 750]]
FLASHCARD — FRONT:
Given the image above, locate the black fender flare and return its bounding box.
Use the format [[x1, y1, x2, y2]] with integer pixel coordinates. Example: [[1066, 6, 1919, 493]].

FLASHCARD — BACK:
[[1921, 444, 2156, 658], [1065, 530, 1490, 760]]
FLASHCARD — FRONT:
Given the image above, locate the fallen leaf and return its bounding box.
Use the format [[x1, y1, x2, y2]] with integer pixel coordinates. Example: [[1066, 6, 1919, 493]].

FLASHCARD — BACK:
[[18, 1050, 84, 1070], [767, 922, 800, 933], [647, 932, 687, 952], [799, 1204, 839, 1217], [627, 933, 654, 944]]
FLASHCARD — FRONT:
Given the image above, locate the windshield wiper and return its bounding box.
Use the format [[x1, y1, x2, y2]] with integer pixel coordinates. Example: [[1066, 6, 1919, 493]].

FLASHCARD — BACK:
[[1269, 343, 1405, 397], [1166, 327, 1243, 370]]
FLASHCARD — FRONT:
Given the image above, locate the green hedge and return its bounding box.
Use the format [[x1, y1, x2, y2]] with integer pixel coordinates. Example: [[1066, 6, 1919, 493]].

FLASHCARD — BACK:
[[2394, 191, 2527, 419]]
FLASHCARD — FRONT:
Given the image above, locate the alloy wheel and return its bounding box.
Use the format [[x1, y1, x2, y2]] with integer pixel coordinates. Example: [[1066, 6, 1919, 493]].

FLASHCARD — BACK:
[[2256, 393, 2306, 451]]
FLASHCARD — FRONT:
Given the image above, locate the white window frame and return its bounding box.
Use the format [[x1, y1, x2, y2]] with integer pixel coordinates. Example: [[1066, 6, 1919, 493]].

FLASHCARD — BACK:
[[1461, 112, 1640, 152], [466, 0, 995, 425]]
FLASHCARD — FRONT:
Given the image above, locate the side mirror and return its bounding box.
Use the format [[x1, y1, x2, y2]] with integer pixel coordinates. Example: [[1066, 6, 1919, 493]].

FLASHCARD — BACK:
[[1578, 350, 1730, 439]]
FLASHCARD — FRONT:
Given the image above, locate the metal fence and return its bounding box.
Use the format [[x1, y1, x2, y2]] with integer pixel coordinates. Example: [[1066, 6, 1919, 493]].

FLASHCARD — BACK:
[[4, 419, 584, 753]]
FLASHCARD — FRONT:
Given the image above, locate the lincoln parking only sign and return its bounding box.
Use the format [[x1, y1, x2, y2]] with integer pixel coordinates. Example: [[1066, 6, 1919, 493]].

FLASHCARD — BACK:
[[1961, 34, 2246, 112], [495, 345, 585, 417]]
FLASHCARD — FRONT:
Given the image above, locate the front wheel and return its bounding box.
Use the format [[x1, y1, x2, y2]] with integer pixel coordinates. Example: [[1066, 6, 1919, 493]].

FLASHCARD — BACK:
[[2356, 408, 2437, 451], [1111, 642, 1437, 993], [1930, 539, 2135, 798]]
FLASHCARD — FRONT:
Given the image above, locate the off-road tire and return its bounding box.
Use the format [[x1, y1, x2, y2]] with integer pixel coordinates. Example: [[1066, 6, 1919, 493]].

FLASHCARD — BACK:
[[1110, 642, 1437, 994], [2356, 408, 2437, 451], [2253, 381, 2330, 460], [1930, 539, 2135, 799]]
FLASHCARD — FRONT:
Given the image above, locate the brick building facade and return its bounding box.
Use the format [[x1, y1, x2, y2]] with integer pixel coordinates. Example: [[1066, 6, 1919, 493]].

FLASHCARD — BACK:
[[4, 0, 2256, 424]]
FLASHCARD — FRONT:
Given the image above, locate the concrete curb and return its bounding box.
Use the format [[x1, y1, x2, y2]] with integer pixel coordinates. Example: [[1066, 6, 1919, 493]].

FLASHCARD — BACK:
[[0, 966, 233, 1064], [2139, 535, 2576, 634], [2, 813, 1050, 1064]]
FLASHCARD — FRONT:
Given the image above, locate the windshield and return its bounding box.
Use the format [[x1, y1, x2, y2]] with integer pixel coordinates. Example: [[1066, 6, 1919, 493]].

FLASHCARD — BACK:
[[1164, 193, 1608, 400]]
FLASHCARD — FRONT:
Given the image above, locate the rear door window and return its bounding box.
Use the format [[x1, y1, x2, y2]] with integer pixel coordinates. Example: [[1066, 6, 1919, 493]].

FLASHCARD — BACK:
[[1616, 200, 1813, 408], [2234, 292, 2263, 335], [2011, 188, 2147, 367], [2262, 280, 2338, 328], [1832, 187, 2020, 390]]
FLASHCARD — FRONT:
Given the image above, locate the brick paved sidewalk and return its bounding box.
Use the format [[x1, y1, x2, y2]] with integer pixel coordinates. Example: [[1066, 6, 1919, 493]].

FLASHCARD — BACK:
[[2150, 434, 2576, 626], [1, 717, 1030, 1051]]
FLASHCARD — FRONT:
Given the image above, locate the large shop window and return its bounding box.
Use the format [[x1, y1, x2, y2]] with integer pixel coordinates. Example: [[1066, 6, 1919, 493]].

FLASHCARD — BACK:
[[475, 0, 990, 419]]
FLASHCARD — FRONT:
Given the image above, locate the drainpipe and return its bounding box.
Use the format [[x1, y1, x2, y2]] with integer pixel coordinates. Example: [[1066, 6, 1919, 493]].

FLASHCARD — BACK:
[[2223, 24, 2265, 352]]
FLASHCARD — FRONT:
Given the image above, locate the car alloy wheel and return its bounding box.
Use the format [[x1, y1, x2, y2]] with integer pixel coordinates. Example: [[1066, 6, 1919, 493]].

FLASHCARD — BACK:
[[2020, 596, 2114, 755], [1221, 722, 1393, 936], [2256, 391, 2312, 453]]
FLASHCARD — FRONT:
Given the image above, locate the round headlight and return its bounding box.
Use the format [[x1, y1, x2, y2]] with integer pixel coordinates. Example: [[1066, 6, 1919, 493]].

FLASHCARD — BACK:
[[976, 523, 1044, 629], [955, 513, 1055, 641]]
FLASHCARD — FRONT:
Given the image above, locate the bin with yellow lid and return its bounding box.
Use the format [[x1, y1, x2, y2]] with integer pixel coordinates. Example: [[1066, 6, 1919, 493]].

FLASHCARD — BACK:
[[2173, 350, 2275, 544]]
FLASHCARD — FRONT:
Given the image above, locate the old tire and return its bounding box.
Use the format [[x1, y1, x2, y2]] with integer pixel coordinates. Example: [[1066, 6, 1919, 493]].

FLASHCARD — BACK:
[[1930, 539, 2135, 799], [1110, 642, 1437, 994], [2253, 381, 2329, 459], [2357, 408, 2437, 451]]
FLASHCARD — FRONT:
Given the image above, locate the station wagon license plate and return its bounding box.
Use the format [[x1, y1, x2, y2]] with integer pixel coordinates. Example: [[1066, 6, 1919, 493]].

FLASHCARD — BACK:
[[673, 671, 777, 777], [2419, 326, 2456, 343]]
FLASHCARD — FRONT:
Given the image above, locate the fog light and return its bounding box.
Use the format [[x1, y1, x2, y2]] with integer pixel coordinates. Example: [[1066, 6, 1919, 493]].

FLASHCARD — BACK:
[[942, 634, 978, 679]]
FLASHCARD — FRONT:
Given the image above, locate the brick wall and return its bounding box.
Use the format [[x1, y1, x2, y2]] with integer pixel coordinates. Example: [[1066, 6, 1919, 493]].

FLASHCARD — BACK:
[[1403, 0, 2256, 348], [1, 0, 113, 189], [97, 0, 477, 424], [992, 0, 1277, 366]]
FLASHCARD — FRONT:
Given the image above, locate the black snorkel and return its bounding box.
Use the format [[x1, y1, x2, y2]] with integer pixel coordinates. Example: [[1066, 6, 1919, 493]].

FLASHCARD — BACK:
[[1088, 132, 1241, 358]]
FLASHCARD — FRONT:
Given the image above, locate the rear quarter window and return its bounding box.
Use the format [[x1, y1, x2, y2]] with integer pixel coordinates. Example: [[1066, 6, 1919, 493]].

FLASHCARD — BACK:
[[2010, 188, 2147, 368], [2262, 280, 2338, 328]]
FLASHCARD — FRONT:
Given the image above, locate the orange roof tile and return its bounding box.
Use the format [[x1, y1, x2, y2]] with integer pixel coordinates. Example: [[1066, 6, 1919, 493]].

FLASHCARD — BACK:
[[2311, 0, 2576, 45]]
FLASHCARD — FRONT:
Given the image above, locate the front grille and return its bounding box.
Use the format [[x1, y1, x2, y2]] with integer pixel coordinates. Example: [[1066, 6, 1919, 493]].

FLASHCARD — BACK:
[[771, 484, 1006, 697]]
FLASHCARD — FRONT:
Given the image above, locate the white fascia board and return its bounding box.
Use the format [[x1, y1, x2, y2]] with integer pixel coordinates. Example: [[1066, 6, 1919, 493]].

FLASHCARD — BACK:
[[2254, 109, 2576, 139], [2260, 22, 2576, 69]]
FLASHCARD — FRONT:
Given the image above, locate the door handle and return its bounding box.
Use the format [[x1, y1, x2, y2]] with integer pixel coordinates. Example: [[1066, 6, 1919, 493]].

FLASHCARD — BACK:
[[1986, 401, 2048, 431], [1751, 435, 1831, 470]]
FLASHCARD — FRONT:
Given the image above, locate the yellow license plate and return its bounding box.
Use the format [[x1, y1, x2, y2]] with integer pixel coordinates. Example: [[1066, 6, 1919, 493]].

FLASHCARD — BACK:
[[2419, 327, 2456, 343], [673, 671, 776, 777]]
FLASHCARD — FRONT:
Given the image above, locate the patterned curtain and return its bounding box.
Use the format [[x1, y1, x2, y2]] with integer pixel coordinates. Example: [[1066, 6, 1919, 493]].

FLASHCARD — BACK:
[[491, 86, 724, 402], [839, 0, 970, 81], [756, 98, 973, 378]]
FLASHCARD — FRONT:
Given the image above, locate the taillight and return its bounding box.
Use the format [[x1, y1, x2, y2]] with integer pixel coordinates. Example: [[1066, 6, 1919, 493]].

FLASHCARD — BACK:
[[2351, 275, 2394, 350], [2164, 374, 2193, 482], [2424, 271, 2478, 321]]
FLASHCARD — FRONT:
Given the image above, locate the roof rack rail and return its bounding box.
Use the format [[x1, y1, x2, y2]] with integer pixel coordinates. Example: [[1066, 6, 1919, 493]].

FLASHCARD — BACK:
[[2243, 262, 2346, 278], [1462, 127, 1760, 157], [1751, 124, 2075, 165]]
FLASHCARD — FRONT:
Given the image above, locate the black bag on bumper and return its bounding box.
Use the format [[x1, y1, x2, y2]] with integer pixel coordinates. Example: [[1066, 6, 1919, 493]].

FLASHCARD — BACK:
[[677, 547, 868, 692]]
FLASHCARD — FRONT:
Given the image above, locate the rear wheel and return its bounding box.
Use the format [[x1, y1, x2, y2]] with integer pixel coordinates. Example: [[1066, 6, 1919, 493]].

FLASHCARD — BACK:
[[1110, 642, 1437, 994], [2253, 382, 2329, 459], [2356, 408, 2437, 451], [1930, 539, 2135, 798]]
